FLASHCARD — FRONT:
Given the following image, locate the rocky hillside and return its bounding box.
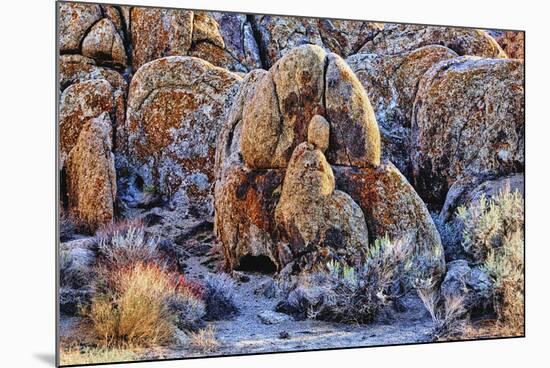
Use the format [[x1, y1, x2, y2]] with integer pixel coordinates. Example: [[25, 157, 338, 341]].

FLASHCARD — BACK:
[[58, 2, 524, 365]]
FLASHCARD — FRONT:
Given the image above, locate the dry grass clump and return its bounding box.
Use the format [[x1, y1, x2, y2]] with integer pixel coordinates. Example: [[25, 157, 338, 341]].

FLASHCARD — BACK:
[[457, 188, 524, 336], [87, 262, 179, 347], [188, 325, 220, 353], [95, 218, 145, 242], [416, 278, 467, 340], [59, 345, 139, 365], [97, 222, 163, 269], [84, 220, 207, 348], [277, 235, 412, 324]]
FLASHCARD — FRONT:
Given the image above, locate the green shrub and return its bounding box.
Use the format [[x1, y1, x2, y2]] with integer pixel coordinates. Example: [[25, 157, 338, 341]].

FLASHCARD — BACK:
[[277, 235, 412, 324], [456, 188, 524, 335]]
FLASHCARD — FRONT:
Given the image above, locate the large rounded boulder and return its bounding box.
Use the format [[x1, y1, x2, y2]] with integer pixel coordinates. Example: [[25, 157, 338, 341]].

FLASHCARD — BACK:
[[347, 45, 458, 177], [411, 57, 524, 207], [124, 56, 242, 217], [360, 24, 506, 58]]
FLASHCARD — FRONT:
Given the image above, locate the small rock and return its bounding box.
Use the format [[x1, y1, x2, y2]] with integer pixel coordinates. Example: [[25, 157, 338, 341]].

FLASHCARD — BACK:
[[307, 115, 330, 153], [279, 331, 290, 339], [441, 260, 494, 317], [255, 279, 278, 298], [258, 311, 292, 325]]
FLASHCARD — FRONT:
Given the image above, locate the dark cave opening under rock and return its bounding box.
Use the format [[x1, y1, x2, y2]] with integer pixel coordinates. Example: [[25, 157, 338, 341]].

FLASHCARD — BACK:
[[236, 255, 277, 274]]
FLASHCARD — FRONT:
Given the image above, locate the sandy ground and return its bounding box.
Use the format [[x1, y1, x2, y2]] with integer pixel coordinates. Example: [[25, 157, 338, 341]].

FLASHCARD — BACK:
[[59, 209, 435, 361]]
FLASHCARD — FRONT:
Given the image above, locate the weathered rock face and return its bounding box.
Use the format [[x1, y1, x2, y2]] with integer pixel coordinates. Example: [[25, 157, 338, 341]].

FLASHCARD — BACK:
[[240, 45, 380, 169], [59, 55, 128, 157], [211, 12, 262, 70], [325, 53, 381, 167], [59, 79, 115, 168], [124, 56, 242, 216], [66, 114, 117, 230], [130, 8, 260, 73], [360, 24, 506, 58], [439, 173, 524, 223], [241, 45, 326, 168], [411, 57, 525, 207], [215, 45, 443, 280], [275, 143, 369, 271], [130, 7, 193, 71], [59, 3, 103, 53], [82, 18, 127, 68], [347, 45, 458, 177], [214, 166, 284, 271], [58, 3, 128, 68], [489, 30, 525, 59], [334, 162, 445, 280], [251, 15, 383, 68]]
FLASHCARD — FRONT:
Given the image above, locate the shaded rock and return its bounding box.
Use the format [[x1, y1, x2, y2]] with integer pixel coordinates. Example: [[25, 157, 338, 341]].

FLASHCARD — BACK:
[[66, 114, 117, 231], [441, 260, 494, 317], [251, 15, 382, 68], [279, 331, 290, 339], [59, 55, 127, 93], [347, 45, 458, 177], [275, 143, 369, 271], [308, 115, 330, 153], [439, 173, 524, 223], [59, 237, 97, 289], [214, 166, 284, 271], [360, 24, 506, 58], [211, 12, 262, 70], [125, 56, 241, 217], [334, 162, 445, 282], [59, 287, 92, 315], [255, 279, 278, 298], [58, 2, 103, 53], [101, 5, 126, 36], [214, 70, 268, 179], [82, 18, 127, 68], [59, 79, 115, 168], [325, 53, 381, 167], [192, 11, 225, 47], [411, 57, 524, 207], [258, 310, 292, 325], [489, 30, 524, 59]]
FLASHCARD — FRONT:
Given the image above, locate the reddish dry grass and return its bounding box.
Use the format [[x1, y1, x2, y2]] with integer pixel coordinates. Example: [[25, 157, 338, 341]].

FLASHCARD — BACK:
[[86, 261, 204, 348]]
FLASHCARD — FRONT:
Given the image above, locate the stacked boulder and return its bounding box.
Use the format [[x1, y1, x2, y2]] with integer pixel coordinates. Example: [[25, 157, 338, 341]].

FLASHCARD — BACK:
[[58, 2, 130, 231], [215, 45, 445, 281]]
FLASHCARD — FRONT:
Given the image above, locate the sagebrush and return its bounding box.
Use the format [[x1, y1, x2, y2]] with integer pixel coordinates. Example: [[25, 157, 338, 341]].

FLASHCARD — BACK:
[[278, 235, 412, 324], [455, 188, 524, 335]]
